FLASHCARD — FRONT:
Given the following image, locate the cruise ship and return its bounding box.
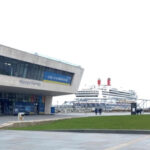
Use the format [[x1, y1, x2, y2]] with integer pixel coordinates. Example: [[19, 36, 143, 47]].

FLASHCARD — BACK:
[[64, 78, 138, 111]]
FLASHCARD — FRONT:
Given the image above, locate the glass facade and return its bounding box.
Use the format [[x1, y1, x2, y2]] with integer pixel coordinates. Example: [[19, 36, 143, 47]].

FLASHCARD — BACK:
[[0, 92, 45, 115], [0, 55, 74, 84], [0, 55, 74, 115]]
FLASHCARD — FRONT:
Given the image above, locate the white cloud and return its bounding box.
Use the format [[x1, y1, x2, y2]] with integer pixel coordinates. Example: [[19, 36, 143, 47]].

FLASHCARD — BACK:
[[0, 0, 150, 104]]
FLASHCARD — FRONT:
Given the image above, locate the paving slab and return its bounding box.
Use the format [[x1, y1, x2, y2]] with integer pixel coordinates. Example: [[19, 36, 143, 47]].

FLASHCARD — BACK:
[[0, 130, 150, 150]]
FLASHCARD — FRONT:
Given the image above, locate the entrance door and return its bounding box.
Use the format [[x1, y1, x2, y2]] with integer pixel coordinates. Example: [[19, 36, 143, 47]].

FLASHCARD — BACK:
[[0, 99, 13, 115]]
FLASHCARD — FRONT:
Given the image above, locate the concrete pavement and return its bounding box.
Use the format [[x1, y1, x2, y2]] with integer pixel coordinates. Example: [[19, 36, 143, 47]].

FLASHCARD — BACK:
[[1, 112, 150, 150], [0, 130, 150, 150]]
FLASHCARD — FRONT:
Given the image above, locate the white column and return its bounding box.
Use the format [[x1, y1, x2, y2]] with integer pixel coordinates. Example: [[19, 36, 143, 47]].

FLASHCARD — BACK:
[[45, 96, 52, 114]]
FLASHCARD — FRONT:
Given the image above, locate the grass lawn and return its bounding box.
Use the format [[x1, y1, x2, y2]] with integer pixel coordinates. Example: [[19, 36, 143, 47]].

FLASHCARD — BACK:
[[9, 115, 150, 130]]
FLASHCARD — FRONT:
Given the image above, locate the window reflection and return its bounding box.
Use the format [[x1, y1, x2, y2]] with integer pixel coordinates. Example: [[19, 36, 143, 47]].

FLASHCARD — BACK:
[[0, 55, 74, 84]]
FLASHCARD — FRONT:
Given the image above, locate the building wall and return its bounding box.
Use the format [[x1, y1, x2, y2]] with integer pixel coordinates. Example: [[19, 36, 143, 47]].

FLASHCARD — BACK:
[[0, 45, 84, 96], [0, 45, 84, 115]]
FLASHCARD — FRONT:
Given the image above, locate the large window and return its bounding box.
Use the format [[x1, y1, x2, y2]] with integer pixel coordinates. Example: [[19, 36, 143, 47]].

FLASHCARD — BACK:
[[0, 55, 74, 84]]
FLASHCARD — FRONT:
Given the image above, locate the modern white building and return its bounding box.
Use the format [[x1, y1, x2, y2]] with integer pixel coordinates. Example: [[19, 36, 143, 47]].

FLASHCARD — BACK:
[[0, 45, 83, 115]]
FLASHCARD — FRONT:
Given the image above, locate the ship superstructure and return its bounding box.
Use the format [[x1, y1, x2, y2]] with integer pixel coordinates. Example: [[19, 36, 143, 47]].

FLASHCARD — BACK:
[[66, 78, 138, 111], [75, 87, 137, 101]]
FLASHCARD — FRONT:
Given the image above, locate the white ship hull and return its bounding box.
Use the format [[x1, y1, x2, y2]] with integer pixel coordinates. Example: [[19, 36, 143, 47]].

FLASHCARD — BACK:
[[72, 86, 137, 110]]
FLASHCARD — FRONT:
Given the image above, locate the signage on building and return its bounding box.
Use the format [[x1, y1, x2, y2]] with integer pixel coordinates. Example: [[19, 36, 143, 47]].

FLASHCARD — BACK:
[[19, 80, 41, 86], [43, 71, 72, 85]]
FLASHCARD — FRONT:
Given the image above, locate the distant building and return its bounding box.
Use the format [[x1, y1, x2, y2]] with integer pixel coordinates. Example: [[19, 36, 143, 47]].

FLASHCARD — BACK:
[[0, 45, 83, 115]]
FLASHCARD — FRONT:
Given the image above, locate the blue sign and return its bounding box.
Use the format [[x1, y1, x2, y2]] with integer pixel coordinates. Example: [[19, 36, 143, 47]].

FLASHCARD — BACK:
[[43, 71, 72, 84]]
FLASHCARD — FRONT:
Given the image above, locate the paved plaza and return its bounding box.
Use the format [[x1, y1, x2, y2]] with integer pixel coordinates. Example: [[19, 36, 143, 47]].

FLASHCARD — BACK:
[[1, 112, 150, 150], [0, 130, 150, 150]]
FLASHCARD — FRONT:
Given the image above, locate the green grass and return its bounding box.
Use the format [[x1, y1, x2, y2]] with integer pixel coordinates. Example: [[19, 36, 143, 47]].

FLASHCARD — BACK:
[[9, 115, 150, 130]]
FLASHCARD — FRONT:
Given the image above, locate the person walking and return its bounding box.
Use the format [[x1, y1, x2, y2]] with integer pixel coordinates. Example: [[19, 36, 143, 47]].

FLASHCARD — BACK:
[[98, 108, 102, 115], [95, 108, 98, 115]]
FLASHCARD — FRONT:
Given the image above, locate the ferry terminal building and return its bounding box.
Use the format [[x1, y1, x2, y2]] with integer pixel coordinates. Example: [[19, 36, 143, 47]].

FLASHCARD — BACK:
[[0, 45, 83, 115]]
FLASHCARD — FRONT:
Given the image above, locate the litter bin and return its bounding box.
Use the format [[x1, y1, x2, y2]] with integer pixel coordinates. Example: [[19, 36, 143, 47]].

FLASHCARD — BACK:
[[131, 103, 137, 115], [18, 112, 25, 121], [51, 107, 55, 114]]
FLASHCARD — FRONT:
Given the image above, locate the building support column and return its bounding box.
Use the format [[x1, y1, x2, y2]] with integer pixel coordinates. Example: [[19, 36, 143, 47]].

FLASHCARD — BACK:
[[45, 96, 52, 114]]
